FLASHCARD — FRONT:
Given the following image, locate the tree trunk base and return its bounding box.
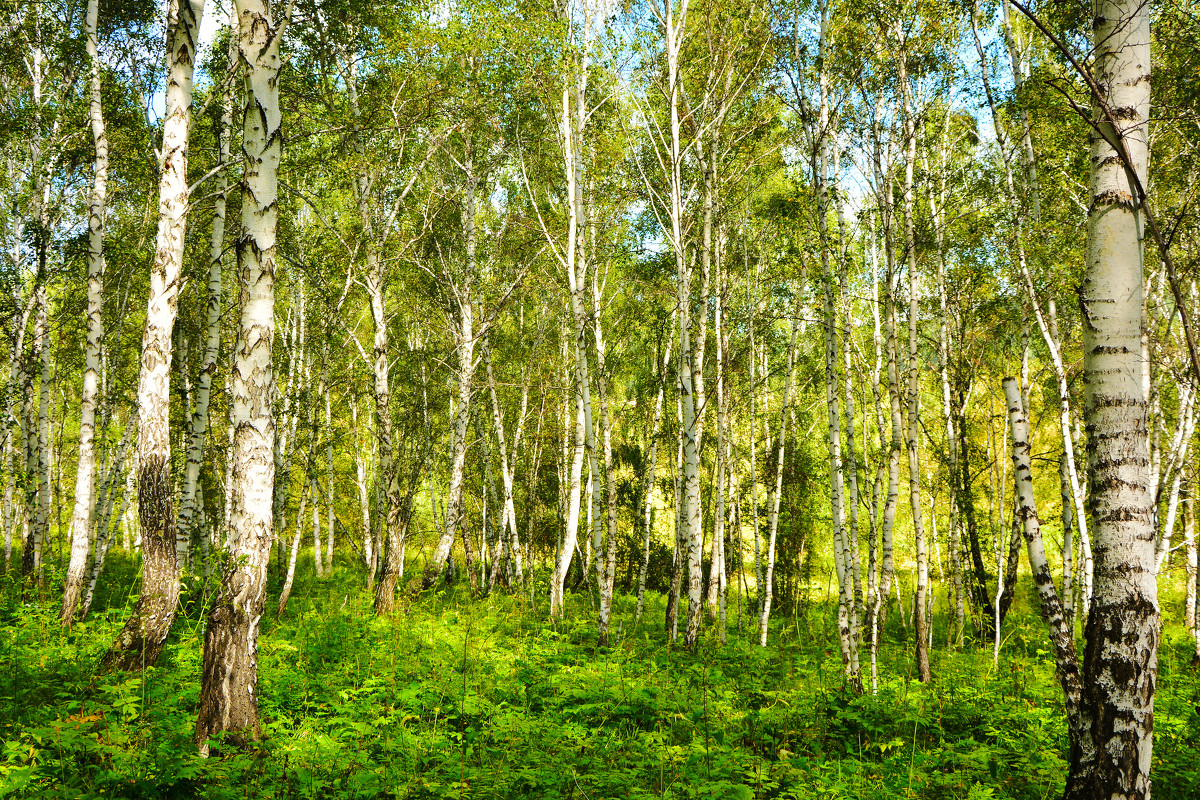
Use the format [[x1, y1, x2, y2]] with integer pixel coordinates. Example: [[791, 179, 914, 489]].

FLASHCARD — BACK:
[[196, 598, 263, 754]]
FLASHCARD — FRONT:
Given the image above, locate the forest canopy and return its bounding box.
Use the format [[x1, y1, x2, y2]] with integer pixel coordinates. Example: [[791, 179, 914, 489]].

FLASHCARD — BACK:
[[1, 0, 1199, 797]]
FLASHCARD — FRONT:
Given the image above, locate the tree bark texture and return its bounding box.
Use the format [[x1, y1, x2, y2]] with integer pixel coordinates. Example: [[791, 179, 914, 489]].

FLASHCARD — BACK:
[[1068, 0, 1159, 794], [61, 0, 109, 623], [102, 0, 204, 671], [195, 0, 282, 752]]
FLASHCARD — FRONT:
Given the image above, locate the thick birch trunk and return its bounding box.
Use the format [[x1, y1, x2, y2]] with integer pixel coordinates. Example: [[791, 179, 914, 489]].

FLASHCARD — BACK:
[[195, 0, 282, 750], [1068, 0, 1158, 793], [61, 0, 109, 623], [102, 0, 204, 672]]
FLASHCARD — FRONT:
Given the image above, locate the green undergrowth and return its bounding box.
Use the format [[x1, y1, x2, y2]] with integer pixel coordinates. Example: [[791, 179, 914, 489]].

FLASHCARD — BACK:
[[2, 557, 1199, 799]]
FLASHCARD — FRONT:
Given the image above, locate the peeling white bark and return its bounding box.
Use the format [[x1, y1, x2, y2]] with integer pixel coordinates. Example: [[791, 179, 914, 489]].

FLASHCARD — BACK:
[[61, 0, 109, 623], [196, 0, 284, 750]]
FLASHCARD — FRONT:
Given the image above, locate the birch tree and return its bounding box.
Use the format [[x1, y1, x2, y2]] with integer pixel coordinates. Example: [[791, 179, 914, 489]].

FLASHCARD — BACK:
[[178, 6, 236, 586], [1065, 0, 1159, 792], [60, 0, 108, 622], [195, 0, 285, 751], [102, 0, 205, 672]]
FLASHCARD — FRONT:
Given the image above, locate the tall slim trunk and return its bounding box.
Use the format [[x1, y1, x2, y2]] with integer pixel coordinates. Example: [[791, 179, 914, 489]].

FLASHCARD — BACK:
[[33, 286, 50, 583], [750, 308, 764, 610], [656, 0, 703, 649], [368, 235, 404, 608], [18, 350, 33, 578], [636, 333, 671, 620], [866, 212, 888, 691], [102, 0, 204, 672], [1186, 495, 1196, 632], [593, 269, 620, 645], [899, 48, 931, 683], [1155, 391, 1195, 572], [836, 166, 863, 629], [22, 39, 52, 588], [427, 301, 479, 589], [195, 0, 283, 751], [706, 270, 728, 628], [976, 6, 1091, 619], [666, 394, 684, 639], [177, 8, 234, 587], [3, 213, 35, 570], [758, 311, 800, 646], [482, 341, 526, 591], [427, 152, 480, 590], [868, 94, 902, 678], [350, 397, 373, 580], [324, 354, 335, 574], [1003, 377, 1085, 766], [61, 0, 109, 623], [1068, 0, 1158, 793], [276, 485, 307, 618], [81, 419, 136, 619], [816, 83, 858, 683], [550, 27, 596, 616]]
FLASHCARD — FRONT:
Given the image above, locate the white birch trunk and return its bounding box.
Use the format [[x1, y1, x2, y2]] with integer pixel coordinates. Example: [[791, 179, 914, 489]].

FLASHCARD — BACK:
[[976, 9, 1091, 621], [1186, 496, 1196, 632], [899, 49, 931, 683], [816, 90, 858, 683], [593, 269, 620, 645], [549, 31, 596, 616], [103, 0, 205, 671], [195, 0, 283, 750], [636, 333, 671, 620], [34, 287, 49, 581], [429, 191, 480, 586], [758, 311, 800, 646], [324, 355, 335, 575], [1155, 392, 1194, 573], [1068, 0, 1158, 792], [1003, 377, 1086, 764], [177, 8, 234, 583], [61, 0, 109, 622], [276, 487, 307, 618], [81, 418, 136, 619]]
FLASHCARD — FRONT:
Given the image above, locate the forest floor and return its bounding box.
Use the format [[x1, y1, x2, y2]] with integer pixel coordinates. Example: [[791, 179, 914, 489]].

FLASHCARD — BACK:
[[1, 555, 1199, 799]]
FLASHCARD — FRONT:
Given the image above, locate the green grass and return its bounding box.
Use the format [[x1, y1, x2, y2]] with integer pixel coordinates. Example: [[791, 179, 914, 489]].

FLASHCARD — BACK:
[[1, 555, 1198, 799]]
